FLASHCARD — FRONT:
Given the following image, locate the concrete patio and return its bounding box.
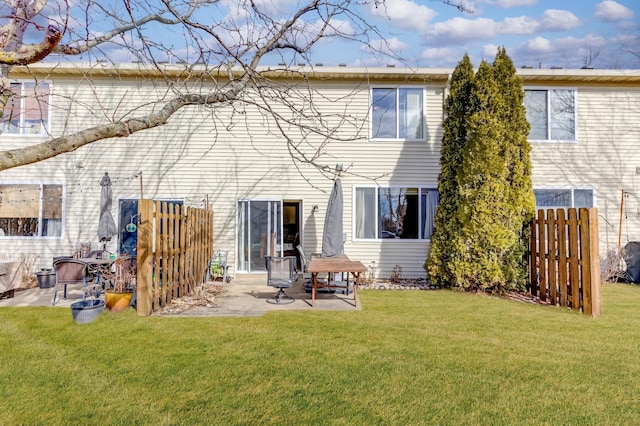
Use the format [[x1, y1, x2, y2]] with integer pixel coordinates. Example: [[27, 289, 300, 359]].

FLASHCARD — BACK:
[[0, 274, 361, 317]]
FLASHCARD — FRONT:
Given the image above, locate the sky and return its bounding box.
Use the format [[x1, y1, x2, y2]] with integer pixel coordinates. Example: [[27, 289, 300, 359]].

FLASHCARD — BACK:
[[321, 0, 640, 69], [30, 0, 639, 70]]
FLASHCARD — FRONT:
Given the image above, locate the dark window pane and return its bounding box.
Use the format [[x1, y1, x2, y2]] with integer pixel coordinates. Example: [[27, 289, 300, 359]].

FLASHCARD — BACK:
[[534, 189, 571, 207]]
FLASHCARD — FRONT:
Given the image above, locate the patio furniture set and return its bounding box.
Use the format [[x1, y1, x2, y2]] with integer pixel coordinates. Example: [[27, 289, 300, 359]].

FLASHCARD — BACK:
[[265, 246, 366, 306]]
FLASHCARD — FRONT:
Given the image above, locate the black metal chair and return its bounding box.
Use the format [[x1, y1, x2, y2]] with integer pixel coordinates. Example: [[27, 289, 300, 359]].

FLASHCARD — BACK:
[[296, 245, 327, 290], [265, 256, 296, 304]]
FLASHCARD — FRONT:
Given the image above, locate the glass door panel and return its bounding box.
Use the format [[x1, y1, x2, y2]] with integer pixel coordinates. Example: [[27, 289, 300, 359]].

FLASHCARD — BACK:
[[237, 200, 282, 272]]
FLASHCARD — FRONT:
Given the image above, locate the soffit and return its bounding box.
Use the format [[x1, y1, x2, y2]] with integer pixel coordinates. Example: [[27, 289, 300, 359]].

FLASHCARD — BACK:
[[8, 63, 640, 86]]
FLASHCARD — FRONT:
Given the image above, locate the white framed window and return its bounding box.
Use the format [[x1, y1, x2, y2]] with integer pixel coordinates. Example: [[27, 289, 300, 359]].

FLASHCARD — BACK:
[[354, 186, 438, 240], [534, 188, 594, 210], [524, 88, 576, 142], [0, 81, 50, 136], [370, 87, 425, 140], [0, 183, 64, 237]]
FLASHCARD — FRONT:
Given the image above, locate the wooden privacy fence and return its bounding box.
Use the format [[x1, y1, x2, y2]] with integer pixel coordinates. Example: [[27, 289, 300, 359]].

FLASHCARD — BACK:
[[135, 199, 214, 316], [530, 207, 600, 316]]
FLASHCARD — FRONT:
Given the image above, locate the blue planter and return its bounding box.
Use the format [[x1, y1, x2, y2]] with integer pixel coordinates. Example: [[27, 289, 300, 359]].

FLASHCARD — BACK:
[[36, 270, 55, 289], [70, 299, 105, 324]]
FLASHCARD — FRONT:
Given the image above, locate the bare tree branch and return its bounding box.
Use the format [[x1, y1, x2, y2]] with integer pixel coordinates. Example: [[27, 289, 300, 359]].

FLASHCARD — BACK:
[[0, 0, 464, 174]]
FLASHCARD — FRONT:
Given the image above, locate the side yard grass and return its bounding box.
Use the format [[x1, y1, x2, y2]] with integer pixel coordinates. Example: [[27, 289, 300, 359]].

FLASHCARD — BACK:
[[1, 284, 640, 424]]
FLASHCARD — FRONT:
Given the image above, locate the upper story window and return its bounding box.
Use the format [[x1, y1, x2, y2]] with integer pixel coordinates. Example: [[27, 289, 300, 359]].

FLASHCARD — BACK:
[[371, 87, 425, 140], [0, 183, 63, 237], [524, 88, 576, 142], [354, 186, 438, 240], [534, 188, 593, 210], [1, 82, 50, 136]]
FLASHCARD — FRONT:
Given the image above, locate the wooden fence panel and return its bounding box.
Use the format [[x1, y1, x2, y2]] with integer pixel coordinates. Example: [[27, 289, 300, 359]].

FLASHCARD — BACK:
[[529, 207, 600, 316], [136, 200, 214, 316], [557, 209, 568, 308], [538, 209, 547, 302], [547, 209, 557, 303]]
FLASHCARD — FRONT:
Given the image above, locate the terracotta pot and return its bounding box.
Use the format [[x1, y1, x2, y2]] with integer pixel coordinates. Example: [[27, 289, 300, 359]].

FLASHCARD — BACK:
[[104, 290, 133, 312]]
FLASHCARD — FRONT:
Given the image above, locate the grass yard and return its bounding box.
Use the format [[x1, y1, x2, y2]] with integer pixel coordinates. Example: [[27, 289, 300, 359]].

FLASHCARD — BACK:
[[1, 284, 640, 425]]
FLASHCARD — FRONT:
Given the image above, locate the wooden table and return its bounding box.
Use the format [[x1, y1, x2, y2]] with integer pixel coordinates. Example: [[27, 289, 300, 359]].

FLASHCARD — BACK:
[[307, 255, 367, 307]]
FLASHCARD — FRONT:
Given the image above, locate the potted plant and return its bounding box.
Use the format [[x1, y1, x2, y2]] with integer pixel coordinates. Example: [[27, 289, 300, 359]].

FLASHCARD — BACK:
[[103, 256, 136, 312]]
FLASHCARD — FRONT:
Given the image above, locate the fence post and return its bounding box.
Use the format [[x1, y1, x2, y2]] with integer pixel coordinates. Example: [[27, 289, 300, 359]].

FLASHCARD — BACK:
[[579, 208, 592, 315], [588, 208, 601, 317], [136, 199, 154, 316]]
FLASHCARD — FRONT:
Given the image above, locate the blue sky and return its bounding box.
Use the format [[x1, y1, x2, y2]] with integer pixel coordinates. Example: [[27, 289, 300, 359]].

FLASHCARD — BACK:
[[45, 0, 638, 70], [320, 0, 639, 69]]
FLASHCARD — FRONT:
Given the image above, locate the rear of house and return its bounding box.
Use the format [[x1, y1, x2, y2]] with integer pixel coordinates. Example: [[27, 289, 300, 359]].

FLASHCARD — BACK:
[[1, 64, 639, 281]]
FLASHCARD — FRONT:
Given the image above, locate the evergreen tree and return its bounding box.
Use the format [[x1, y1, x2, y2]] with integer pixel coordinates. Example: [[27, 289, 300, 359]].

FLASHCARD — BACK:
[[453, 59, 509, 291], [425, 54, 475, 287], [427, 48, 535, 293], [492, 47, 536, 289]]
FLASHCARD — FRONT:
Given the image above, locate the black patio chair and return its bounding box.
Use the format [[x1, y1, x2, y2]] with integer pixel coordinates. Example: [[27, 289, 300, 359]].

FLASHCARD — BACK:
[[296, 245, 327, 290], [265, 256, 296, 304], [51, 258, 95, 306]]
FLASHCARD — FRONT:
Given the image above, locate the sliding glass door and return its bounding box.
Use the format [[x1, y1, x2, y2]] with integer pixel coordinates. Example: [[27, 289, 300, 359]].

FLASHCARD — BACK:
[[237, 200, 282, 272]]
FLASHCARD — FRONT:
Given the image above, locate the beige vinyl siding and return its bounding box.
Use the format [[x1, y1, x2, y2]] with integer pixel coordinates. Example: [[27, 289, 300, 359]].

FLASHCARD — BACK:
[[342, 85, 444, 278], [0, 75, 446, 278], [4, 65, 639, 282], [531, 85, 640, 256]]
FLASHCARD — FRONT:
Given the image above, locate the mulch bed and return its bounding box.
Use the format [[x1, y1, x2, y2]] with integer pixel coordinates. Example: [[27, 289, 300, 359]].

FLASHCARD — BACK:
[[151, 282, 226, 316]]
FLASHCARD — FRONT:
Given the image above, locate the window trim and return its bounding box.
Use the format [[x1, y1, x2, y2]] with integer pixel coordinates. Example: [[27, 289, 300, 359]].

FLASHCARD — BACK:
[[352, 185, 438, 242], [0, 182, 65, 239], [0, 80, 52, 137], [369, 86, 426, 142], [524, 86, 577, 144], [533, 187, 595, 210]]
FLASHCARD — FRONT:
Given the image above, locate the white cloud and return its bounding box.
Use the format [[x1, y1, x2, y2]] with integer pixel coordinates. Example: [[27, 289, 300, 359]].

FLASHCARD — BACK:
[[508, 33, 613, 68], [368, 0, 437, 33], [488, 0, 537, 7], [363, 37, 409, 56], [522, 36, 554, 53], [498, 16, 539, 34], [420, 47, 455, 60], [539, 9, 582, 31], [426, 17, 497, 44], [594, 1, 635, 22], [482, 43, 500, 59]]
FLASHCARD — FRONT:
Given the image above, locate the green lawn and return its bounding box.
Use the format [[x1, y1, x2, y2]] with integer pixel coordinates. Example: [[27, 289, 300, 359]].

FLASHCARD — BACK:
[[2, 284, 640, 425]]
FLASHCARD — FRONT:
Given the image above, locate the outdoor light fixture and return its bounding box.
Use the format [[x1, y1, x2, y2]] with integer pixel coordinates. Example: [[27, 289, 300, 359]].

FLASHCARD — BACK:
[[312, 205, 319, 214], [335, 163, 344, 172]]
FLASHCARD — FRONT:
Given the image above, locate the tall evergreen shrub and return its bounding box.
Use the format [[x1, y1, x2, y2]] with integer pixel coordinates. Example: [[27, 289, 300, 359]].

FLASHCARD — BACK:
[[425, 54, 475, 287], [425, 48, 535, 293], [491, 47, 536, 289]]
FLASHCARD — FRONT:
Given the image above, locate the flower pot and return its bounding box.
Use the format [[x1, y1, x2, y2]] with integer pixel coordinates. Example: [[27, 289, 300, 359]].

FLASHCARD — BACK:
[[105, 290, 133, 312], [36, 270, 56, 289], [70, 299, 105, 324]]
